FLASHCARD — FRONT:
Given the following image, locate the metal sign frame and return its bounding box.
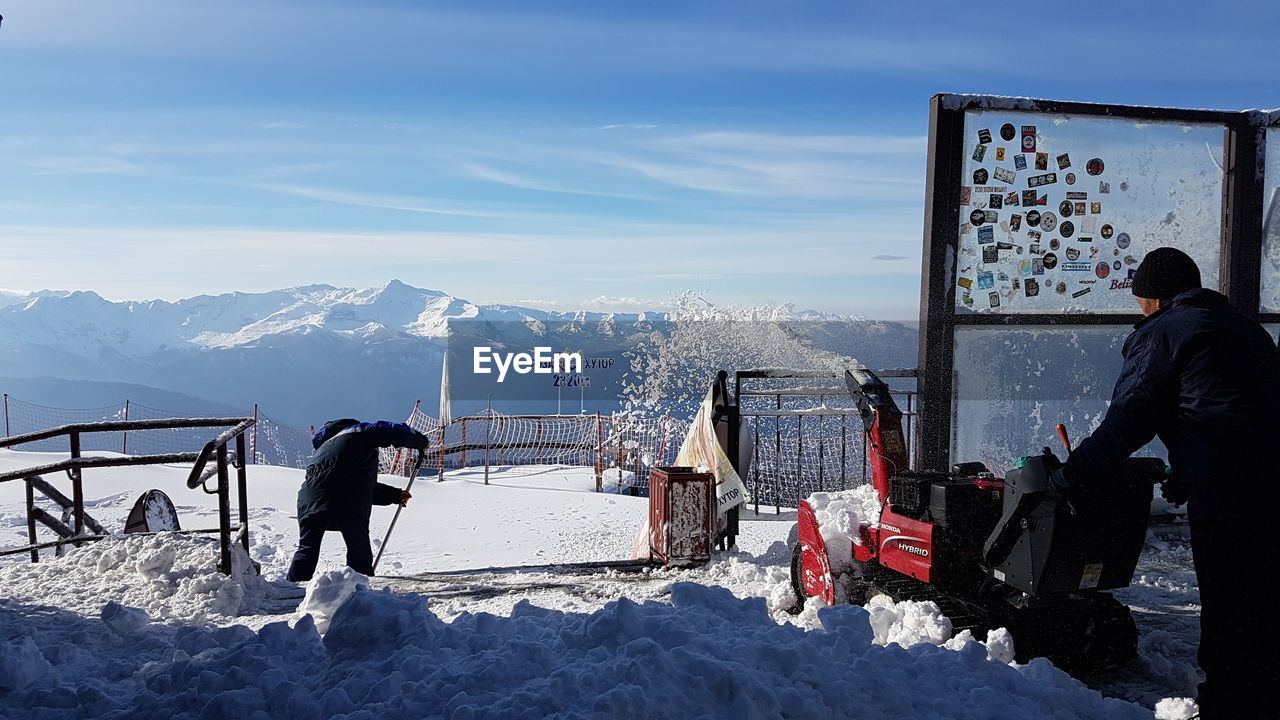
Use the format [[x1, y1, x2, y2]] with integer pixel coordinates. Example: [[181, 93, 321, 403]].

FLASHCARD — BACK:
[[916, 93, 1273, 471]]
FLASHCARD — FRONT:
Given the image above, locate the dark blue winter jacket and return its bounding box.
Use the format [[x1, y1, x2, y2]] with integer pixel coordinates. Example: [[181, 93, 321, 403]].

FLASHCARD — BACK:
[[1064, 289, 1280, 521], [297, 420, 430, 524]]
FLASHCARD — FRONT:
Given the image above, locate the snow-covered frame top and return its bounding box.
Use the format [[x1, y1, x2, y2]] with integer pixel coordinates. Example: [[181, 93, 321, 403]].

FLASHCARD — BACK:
[[915, 93, 1274, 472]]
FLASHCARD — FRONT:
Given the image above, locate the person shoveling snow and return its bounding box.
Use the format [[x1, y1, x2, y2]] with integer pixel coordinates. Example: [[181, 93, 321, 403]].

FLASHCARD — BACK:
[[287, 419, 430, 581]]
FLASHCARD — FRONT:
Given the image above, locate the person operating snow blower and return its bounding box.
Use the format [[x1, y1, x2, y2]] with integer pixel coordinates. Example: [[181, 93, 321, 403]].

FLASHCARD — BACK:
[[287, 419, 431, 582], [1052, 247, 1280, 720]]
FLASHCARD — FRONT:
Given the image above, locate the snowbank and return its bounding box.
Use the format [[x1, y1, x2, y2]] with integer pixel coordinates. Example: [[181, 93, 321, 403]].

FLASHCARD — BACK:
[[0, 533, 266, 623], [1, 580, 1154, 719]]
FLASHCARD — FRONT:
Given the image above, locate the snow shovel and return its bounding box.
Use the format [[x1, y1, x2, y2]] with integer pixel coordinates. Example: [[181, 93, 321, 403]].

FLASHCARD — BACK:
[[372, 448, 427, 574]]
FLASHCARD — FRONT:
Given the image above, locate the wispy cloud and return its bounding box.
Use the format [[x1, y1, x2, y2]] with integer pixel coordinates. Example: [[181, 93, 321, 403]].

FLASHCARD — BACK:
[[458, 162, 648, 200], [872, 254, 909, 261]]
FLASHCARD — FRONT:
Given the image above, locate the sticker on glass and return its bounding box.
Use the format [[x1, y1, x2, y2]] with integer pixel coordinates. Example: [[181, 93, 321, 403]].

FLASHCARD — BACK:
[[978, 226, 994, 244], [1059, 220, 1075, 238], [1065, 172, 1076, 185], [990, 194, 1003, 209], [1043, 252, 1058, 269], [1086, 158, 1105, 176], [1116, 232, 1131, 249], [1059, 200, 1074, 217], [1095, 262, 1110, 279], [1100, 224, 1114, 239], [1028, 173, 1057, 188], [1014, 155, 1027, 171], [1021, 126, 1037, 152], [978, 128, 992, 145], [971, 209, 986, 226], [1035, 152, 1048, 170], [1026, 210, 1041, 227], [1091, 202, 1102, 214], [993, 167, 1017, 184], [1039, 212, 1058, 232], [973, 168, 989, 185], [973, 145, 987, 162], [1010, 214, 1022, 231]]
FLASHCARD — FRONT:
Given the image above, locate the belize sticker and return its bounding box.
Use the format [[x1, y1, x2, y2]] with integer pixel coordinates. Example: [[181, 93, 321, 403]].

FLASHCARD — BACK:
[[1021, 126, 1037, 152]]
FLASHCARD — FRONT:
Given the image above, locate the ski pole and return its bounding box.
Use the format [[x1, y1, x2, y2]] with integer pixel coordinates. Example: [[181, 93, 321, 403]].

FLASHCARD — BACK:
[[1055, 423, 1071, 452], [372, 448, 427, 574]]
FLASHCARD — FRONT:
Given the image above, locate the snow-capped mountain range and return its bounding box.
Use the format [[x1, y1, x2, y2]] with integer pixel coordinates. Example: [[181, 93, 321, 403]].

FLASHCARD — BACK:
[[0, 281, 917, 426]]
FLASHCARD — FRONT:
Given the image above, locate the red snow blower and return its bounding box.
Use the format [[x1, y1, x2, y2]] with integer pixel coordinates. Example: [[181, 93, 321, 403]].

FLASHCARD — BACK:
[[789, 368, 1166, 671]]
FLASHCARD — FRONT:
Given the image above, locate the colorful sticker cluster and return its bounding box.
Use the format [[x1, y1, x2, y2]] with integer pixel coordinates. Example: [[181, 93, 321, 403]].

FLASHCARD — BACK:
[[957, 122, 1135, 311]]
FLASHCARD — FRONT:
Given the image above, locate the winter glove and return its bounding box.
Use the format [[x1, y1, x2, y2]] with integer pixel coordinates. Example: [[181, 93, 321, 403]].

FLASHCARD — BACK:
[[1159, 467, 1189, 508], [1047, 466, 1079, 516]]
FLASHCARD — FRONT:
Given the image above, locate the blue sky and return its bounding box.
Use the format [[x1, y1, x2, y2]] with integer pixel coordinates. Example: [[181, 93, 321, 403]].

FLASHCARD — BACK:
[[0, 1, 1276, 319]]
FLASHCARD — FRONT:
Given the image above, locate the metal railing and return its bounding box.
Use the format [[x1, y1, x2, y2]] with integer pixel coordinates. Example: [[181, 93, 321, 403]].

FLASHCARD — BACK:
[[0, 417, 256, 574], [732, 368, 918, 512]]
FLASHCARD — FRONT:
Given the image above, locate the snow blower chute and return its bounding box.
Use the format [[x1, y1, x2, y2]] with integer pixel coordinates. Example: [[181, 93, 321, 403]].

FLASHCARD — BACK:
[[789, 367, 1165, 671]]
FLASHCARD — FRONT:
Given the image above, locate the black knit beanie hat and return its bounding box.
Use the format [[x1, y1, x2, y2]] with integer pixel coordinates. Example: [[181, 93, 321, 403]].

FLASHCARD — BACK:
[[1131, 247, 1201, 300]]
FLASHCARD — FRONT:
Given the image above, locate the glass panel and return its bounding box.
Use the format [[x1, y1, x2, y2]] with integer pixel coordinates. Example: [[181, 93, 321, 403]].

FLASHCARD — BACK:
[[1260, 127, 1280, 312], [951, 325, 1165, 473], [955, 110, 1225, 314]]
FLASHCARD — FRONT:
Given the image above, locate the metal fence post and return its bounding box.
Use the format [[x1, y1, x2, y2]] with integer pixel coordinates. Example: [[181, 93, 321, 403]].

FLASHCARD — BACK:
[[4, 393, 10, 437], [252, 404, 259, 464], [122, 400, 130, 454]]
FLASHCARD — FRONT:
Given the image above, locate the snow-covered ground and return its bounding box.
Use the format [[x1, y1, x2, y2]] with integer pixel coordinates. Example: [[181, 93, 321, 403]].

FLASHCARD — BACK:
[[0, 449, 1200, 718]]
